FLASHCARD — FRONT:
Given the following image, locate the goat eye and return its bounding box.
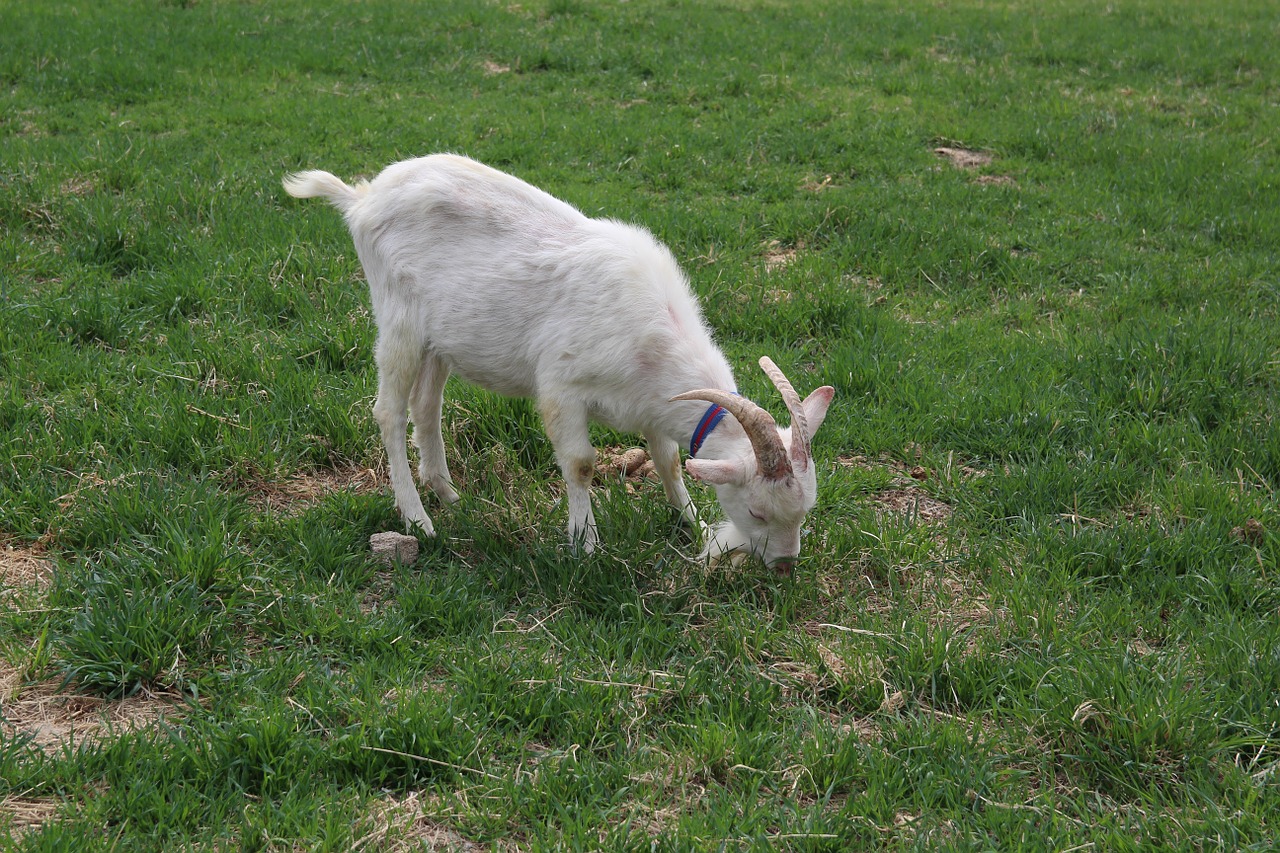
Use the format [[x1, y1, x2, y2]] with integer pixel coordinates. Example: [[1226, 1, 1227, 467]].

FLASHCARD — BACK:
[[748, 509, 766, 523]]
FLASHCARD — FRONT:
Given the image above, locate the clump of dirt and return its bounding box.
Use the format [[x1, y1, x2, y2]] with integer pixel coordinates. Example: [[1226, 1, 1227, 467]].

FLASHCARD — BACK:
[[596, 447, 657, 483], [1231, 518, 1265, 546]]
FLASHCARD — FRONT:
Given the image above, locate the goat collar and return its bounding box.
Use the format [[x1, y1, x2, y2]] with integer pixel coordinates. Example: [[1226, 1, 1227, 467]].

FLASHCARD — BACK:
[[689, 401, 730, 458]]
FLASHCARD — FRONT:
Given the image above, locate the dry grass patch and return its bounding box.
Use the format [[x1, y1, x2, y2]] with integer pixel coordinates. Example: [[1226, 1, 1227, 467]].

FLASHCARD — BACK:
[[933, 146, 993, 170], [761, 240, 800, 273], [360, 566, 399, 615], [801, 174, 836, 193], [357, 791, 484, 852], [845, 272, 888, 307], [59, 175, 97, 197], [54, 470, 145, 513], [0, 543, 54, 601], [492, 606, 570, 655], [243, 463, 387, 514], [745, 623, 897, 731], [355, 788, 483, 850], [917, 582, 1001, 663], [855, 554, 1001, 655], [0, 796, 61, 843], [0, 660, 184, 755], [871, 489, 953, 524]]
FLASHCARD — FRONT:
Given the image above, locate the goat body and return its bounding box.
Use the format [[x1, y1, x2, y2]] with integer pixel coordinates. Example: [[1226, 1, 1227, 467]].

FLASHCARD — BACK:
[[283, 155, 833, 568]]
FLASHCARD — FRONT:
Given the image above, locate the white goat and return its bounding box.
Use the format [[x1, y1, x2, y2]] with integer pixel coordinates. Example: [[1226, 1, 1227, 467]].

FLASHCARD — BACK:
[[282, 155, 834, 571]]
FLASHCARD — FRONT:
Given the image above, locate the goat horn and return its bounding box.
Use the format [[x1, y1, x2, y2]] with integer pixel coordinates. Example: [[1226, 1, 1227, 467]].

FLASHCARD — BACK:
[[670, 389, 791, 479], [758, 357, 811, 467]]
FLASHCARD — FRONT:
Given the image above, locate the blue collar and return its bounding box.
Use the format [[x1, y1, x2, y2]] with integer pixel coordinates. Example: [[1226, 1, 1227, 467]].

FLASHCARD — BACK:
[[689, 402, 729, 458]]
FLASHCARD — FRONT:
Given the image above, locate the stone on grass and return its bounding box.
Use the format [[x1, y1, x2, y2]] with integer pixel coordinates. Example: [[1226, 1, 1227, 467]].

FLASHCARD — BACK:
[[370, 531, 419, 566]]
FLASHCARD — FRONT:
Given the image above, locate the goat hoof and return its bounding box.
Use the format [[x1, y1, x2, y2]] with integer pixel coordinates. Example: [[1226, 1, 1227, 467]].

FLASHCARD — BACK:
[[404, 516, 436, 538]]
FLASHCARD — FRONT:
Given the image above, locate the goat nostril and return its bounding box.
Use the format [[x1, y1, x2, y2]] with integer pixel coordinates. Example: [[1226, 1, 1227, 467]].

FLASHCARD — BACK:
[[772, 559, 795, 575]]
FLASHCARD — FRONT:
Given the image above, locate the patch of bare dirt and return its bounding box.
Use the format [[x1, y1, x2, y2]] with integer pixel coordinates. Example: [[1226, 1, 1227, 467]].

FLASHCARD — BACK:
[[872, 489, 954, 524], [831, 452, 1003, 655], [934, 146, 1017, 187], [0, 660, 185, 755], [933, 146, 993, 170], [761, 240, 800, 273], [845, 273, 891, 306], [838, 453, 957, 525], [18, 119, 46, 139], [243, 464, 387, 514]]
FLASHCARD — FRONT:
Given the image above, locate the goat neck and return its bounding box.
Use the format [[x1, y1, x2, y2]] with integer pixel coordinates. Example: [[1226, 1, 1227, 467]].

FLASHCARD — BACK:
[[669, 388, 790, 478]]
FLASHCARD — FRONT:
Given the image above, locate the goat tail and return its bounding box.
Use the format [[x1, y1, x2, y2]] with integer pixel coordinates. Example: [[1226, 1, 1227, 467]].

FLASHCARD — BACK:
[[282, 170, 364, 213]]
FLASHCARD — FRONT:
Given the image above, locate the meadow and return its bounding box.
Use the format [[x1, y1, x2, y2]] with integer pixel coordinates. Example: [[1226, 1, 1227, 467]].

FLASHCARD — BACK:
[[1, 0, 1278, 848]]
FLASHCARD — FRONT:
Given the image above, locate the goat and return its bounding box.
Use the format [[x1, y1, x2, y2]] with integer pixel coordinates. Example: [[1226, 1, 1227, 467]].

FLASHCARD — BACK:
[[282, 155, 834, 571]]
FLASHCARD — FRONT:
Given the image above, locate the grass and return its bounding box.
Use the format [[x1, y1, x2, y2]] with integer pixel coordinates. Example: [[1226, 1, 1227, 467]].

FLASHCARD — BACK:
[[1, 0, 1278, 848]]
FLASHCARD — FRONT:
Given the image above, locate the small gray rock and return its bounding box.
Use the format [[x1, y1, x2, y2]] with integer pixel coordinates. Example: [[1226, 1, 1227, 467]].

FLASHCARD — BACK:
[[369, 531, 419, 566]]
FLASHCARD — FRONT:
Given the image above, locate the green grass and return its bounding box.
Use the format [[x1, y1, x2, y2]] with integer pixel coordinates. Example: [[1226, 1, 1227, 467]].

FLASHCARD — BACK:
[[2, 0, 1278, 848]]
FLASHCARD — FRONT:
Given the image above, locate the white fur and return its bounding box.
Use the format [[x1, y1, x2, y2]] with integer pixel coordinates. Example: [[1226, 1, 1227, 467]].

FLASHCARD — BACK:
[[283, 154, 833, 568]]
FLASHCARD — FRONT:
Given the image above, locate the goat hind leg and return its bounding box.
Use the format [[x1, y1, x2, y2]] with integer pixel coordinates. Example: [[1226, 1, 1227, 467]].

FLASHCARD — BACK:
[[410, 354, 460, 504], [373, 344, 434, 535]]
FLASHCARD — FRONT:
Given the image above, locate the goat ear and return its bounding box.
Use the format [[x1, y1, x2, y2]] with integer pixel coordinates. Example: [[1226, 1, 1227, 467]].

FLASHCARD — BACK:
[[801, 386, 835, 437], [685, 458, 745, 486]]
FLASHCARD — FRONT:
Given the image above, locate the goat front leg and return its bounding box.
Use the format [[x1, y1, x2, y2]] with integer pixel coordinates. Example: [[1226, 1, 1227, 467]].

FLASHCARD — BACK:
[[539, 398, 599, 552], [645, 432, 699, 529], [373, 340, 434, 535], [410, 353, 460, 504]]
